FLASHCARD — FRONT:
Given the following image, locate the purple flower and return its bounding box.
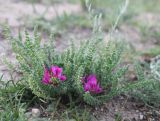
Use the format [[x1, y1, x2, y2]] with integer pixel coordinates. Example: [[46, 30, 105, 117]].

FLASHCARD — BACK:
[[51, 66, 67, 81], [42, 65, 66, 85], [51, 66, 62, 78], [59, 75, 67, 82], [84, 83, 91, 92], [83, 74, 102, 94], [87, 74, 97, 86], [94, 84, 102, 93], [42, 67, 51, 85]]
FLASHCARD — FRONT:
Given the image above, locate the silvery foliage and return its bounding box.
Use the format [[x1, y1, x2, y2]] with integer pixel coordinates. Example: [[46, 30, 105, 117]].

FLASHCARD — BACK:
[[150, 55, 160, 81]]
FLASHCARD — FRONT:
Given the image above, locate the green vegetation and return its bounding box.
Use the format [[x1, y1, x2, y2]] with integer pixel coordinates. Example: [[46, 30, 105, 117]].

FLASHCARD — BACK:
[[0, 0, 160, 120]]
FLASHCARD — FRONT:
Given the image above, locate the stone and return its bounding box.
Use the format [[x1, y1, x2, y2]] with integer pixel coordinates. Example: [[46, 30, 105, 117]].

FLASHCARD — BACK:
[[139, 114, 144, 120], [31, 108, 40, 118]]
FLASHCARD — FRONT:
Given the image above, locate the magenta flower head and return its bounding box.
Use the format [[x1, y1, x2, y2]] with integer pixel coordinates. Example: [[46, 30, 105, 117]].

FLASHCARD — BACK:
[[83, 74, 102, 94], [51, 66, 67, 81], [59, 75, 67, 82], [42, 65, 67, 85], [87, 75, 97, 86], [42, 67, 51, 85], [51, 66, 62, 78]]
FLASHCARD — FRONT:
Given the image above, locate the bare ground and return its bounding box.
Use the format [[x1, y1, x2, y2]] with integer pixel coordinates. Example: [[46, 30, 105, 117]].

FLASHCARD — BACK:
[[94, 96, 160, 121]]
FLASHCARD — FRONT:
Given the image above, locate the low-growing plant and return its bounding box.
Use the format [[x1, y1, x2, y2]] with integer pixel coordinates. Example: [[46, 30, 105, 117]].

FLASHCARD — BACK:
[[3, 27, 150, 107], [2, 0, 151, 106], [131, 57, 160, 107], [151, 55, 160, 81]]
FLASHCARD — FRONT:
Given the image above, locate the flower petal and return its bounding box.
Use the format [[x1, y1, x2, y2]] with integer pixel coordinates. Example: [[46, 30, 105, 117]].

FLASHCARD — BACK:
[[42, 67, 51, 85], [59, 75, 67, 82], [84, 83, 91, 92], [83, 74, 103, 94], [51, 66, 62, 78], [87, 74, 97, 86], [95, 84, 102, 93]]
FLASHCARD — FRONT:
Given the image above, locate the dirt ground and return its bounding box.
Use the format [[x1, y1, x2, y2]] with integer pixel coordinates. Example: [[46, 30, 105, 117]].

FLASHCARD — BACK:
[[94, 96, 160, 121], [0, 0, 160, 121]]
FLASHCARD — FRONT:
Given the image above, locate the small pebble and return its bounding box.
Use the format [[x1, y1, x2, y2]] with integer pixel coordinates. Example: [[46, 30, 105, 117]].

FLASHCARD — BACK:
[[93, 112, 95, 116], [140, 114, 144, 120], [31, 108, 40, 117], [101, 108, 104, 112], [136, 110, 139, 113]]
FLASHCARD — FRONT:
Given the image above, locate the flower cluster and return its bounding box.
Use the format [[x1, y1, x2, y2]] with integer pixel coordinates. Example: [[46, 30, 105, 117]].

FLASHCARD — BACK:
[[42, 65, 102, 94], [42, 65, 66, 85], [82, 74, 102, 94]]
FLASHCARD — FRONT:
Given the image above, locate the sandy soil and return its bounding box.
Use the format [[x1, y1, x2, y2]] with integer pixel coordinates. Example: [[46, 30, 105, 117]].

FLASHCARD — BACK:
[[0, 0, 81, 27]]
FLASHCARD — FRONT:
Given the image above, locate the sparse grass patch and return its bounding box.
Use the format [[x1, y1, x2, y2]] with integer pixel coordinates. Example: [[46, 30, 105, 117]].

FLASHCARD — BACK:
[[0, 79, 27, 120], [142, 46, 160, 57], [131, 58, 160, 108], [25, 12, 92, 36]]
